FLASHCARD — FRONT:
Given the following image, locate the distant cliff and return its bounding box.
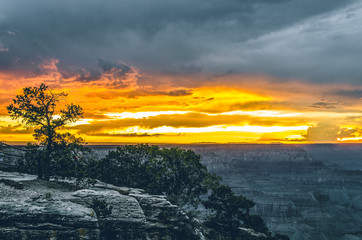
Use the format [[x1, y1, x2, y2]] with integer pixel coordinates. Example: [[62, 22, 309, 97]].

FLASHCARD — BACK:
[[177, 144, 362, 240]]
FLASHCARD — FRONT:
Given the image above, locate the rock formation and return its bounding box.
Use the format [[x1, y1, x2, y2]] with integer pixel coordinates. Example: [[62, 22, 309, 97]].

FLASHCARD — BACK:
[[0, 171, 203, 240]]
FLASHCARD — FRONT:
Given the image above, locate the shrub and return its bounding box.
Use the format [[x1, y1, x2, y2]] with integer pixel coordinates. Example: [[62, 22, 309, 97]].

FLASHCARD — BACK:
[[96, 144, 220, 207], [17, 141, 92, 180]]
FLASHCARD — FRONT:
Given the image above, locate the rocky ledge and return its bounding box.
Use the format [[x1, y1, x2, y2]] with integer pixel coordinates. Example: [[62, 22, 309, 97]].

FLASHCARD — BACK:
[[0, 171, 203, 240]]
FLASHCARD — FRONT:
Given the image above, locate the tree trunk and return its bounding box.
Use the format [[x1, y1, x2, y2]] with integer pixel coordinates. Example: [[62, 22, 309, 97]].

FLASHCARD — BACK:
[[44, 157, 50, 180], [44, 143, 52, 181], [37, 157, 43, 180]]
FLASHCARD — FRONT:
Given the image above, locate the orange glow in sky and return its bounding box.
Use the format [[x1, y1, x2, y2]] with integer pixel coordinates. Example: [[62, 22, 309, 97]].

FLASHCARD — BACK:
[[0, 62, 361, 144]]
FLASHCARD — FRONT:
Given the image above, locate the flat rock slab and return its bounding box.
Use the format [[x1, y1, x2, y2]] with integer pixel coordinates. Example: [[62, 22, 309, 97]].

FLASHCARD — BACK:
[[0, 171, 202, 240]]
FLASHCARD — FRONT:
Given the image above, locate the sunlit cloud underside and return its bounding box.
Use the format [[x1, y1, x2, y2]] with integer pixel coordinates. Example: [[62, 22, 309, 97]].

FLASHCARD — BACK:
[[0, 60, 362, 144]]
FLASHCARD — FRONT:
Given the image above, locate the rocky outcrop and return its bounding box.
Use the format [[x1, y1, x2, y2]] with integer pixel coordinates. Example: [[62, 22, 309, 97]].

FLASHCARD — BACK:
[[0, 171, 203, 240]]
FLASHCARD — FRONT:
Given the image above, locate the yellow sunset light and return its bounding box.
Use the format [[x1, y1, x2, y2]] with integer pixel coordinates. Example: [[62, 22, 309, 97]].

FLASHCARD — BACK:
[[105, 111, 189, 119], [111, 125, 309, 134]]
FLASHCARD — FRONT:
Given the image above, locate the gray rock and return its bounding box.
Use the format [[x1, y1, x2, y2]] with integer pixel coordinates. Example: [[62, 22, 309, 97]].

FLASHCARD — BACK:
[[0, 198, 100, 239], [0, 171, 202, 240]]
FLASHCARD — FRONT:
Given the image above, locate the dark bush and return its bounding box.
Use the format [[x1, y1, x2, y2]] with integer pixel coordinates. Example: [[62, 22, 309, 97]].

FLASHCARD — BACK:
[[17, 141, 92, 180], [90, 198, 113, 218]]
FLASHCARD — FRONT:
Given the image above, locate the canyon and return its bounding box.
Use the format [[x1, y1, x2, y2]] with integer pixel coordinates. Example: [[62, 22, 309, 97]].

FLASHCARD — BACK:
[[181, 144, 362, 240]]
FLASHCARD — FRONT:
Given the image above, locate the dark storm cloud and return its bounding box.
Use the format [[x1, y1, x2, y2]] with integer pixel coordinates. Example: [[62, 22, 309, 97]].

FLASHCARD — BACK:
[[309, 101, 338, 109], [230, 101, 288, 111], [56, 58, 139, 87], [86, 88, 192, 99], [332, 89, 362, 99], [98, 59, 131, 73], [166, 89, 192, 96], [0, 0, 359, 83], [164, 63, 203, 75]]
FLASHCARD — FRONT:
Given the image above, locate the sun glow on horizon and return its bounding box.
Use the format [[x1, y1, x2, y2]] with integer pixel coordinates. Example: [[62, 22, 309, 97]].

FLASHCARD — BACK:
[[108, 125, 309, 134], [337, 137, 362, 142], [1, 68, 362, 144], [105, 111, 189, 119]]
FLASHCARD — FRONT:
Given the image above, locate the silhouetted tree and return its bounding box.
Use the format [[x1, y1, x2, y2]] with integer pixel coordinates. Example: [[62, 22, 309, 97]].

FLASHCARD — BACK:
[[7, 83, 83, 180]]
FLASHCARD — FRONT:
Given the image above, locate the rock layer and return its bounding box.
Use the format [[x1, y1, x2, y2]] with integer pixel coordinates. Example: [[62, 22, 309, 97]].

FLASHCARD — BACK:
[[0, 171, 202, 240]]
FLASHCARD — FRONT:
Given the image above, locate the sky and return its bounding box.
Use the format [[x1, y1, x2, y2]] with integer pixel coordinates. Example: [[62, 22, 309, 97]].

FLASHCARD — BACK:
[[0, 0, 362, 144]]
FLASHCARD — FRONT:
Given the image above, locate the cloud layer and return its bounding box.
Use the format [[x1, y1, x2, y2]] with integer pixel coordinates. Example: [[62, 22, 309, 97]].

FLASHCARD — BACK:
[[0, 0, 360, 84]]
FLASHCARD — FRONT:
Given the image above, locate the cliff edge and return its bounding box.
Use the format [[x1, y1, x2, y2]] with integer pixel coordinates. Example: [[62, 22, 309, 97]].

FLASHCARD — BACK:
[[0, 171, 203, 240]]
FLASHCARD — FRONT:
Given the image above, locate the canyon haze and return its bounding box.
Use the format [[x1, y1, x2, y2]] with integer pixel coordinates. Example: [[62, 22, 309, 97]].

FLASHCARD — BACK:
[[90, 143, 362, 240], [182, 144, 362, 240]]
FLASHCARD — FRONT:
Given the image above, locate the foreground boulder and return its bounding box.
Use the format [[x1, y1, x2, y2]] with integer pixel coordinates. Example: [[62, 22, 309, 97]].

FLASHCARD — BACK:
[[0, 171, 202, 240], [0, 171, 273, 240]]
